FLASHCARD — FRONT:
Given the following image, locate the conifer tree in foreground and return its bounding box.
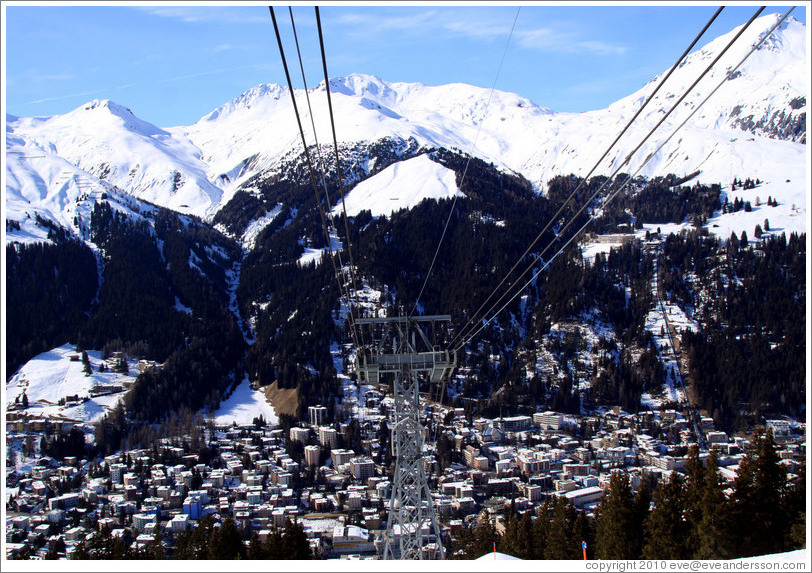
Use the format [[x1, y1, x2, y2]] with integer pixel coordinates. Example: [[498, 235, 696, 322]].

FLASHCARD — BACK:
[[595, 471, 639, 559], [731, 430, 788, 557], [643, 472, 690, 559], [694, 448, 732, 559]]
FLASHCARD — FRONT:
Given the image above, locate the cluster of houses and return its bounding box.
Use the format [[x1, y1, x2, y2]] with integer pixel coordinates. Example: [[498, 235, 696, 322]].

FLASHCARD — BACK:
[[5, 397, 805, 560]]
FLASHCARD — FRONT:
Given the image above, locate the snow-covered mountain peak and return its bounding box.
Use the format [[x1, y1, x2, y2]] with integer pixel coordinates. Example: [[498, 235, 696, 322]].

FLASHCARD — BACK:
[[67, 98, 169, 138], [326, 73, 401, 102], [82, 98, 128, 114], [603, 13, 806, 145], [5, 14, 805, 235], [200, 83, 288, 122], [698, 12, 805, 62], [7, 99, 224, 220]]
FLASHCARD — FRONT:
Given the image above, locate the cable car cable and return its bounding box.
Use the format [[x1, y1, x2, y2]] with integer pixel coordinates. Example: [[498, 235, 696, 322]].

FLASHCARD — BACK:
[[450, 6, 726, 349]]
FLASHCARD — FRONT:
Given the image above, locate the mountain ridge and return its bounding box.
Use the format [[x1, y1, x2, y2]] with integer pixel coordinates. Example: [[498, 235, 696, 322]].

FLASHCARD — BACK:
[[5, 13, 807, 238]]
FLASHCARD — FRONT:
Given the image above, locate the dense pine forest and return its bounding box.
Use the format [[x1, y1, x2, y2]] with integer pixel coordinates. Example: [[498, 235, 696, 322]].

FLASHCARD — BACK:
[[5, 149, 806, 444], [6, 236, 99, 375]]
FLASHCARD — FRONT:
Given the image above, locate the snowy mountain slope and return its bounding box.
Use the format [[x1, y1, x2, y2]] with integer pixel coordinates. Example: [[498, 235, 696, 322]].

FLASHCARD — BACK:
[[334, 153, 463, 217], [5, 14, 806, 238], [607, 13, 807, 142], [180, 14, 806, 225], [7, 100, 223, 219], [6, 344, 140, 424], [5, 130, 157, 246], [492, 13, 807, 189]]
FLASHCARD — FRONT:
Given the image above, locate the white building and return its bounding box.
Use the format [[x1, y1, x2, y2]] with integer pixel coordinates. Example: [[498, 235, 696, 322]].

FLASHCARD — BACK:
[[562, 486, 604, 508], [319, 427, 339, 448], [170, 514, 190, 533], [305, 445, 321, 467], [534, 411, 563, 430], [290, 427, 311, 444], [331, 448, 355, 469], [349, 457, 375, 481], [706, 431, 728, 444], [133, 512, 157, 532], [332, 525, 375, 554], [309, 406, 328, 427], [495, 415, 532, 433]]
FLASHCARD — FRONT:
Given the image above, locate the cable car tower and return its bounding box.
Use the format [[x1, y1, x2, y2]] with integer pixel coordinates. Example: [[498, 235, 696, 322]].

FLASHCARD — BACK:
[[354, 315, 456, 559]]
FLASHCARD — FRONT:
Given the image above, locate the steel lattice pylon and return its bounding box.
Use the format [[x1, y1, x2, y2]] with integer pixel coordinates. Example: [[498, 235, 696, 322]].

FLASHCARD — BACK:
[[384, 366, 441, 559], [353, 315, 455, 560]]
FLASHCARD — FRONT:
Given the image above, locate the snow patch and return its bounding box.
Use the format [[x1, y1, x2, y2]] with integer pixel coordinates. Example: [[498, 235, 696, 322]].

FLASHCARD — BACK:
[[6, 344, 139, 424], [240, 204, 282, 250], [332, 154, 463, 217], [213, 376, 278, 427]]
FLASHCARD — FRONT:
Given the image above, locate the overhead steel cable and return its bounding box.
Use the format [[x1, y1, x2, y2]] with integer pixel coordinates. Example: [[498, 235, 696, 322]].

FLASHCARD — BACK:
[[269, 6, 359, 348], [449, 6, 725, 349], [408, 7, 522, 319], [452, 6, 770, 354], [452, 5, 763, 351], [288, 6, 361, 348], [314, 7, 366, 348]]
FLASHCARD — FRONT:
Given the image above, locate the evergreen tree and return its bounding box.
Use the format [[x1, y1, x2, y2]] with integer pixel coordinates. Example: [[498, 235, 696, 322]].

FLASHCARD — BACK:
[[694, 449, 733, 559], [731, 430, 787, 557], [453, 513, 500, 559], [543, 496, 581, 559], [643, 472, 690, 559], [571, 510, 593, 560], [247, 532, 265, 559], [498, 507, 525, 559], [148, 525, 166, 560], [514, 512, 535, 560], [633, 476, 651, 557], [264, 526, 285, 559], [173, 514, 216, 559], [595, 471, 639, 559], [280, 518, 311, 559], [210, 516, 246, 560], [530, 504, 550, 559], [785, 461, 806, 550], [82, 350, 92, 376]]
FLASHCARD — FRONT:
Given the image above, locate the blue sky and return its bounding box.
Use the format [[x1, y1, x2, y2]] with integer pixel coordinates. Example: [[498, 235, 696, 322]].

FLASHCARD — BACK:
[[3, 3, 806, 127]]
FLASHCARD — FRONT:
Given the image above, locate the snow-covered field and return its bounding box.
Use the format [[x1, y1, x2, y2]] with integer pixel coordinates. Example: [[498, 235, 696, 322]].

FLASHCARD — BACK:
[[5, 344, 139, 424], [706, 175, 808, 242], [297, 229, 345, 268], [334, 154, 463, 218], [6, 344, 279, 429], [213, 376, 278, 427]]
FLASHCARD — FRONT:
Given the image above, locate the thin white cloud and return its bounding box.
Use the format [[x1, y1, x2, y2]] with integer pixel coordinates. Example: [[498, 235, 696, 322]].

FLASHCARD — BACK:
[[155, 63, 265, 85], [335, 10, 440, 33], [335, 8, 626, 57], [24, 89, 106, 106], [516, 29, 627, 56], [213, 44, 234, 53], [137, 6, 267, 25]]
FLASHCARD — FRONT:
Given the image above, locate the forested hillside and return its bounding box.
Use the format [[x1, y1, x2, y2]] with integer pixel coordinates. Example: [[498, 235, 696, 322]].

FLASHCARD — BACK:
[[6, 150, 806, 436]]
